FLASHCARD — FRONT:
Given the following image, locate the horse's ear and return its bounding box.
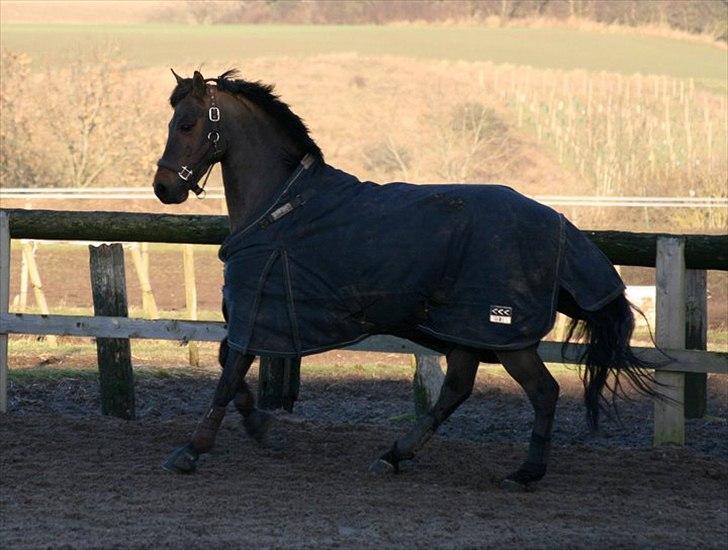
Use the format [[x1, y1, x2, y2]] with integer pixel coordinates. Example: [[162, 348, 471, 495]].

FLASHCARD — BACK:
[[170, 68, 184, 85], [192, 71, 206, 98]]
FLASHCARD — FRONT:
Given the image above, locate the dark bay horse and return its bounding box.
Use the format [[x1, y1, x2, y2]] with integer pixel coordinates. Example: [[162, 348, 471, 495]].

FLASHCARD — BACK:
[[153, 70, 657, 490]]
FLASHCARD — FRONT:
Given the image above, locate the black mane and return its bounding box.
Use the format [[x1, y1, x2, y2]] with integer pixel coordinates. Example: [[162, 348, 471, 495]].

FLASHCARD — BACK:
[[170, 69, 323, 163]]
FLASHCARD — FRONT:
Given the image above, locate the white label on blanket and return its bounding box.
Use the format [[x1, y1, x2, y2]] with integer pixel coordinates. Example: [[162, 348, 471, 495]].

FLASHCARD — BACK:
[[270, 202, 294, 221], [489, 305, 512, 324]]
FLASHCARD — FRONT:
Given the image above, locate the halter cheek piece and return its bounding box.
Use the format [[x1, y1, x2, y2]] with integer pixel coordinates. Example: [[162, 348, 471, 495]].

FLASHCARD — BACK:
[[156, 86, 223, 198]]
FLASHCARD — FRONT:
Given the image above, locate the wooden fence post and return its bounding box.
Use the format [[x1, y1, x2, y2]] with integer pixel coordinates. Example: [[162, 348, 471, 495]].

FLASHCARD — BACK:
[[89, 244, 135, 420], [684, 269, 707, 418], [182, 244, 199, 367], [412, 354, 444, 417], [141, 242, 150, 276], [22, 241, 56, 346], [258, 357, 300, 412], [128, 243, 158, 319], [16, 239, 29, 311], [654, 237, 686, 445], [0, 212, 10, 413]]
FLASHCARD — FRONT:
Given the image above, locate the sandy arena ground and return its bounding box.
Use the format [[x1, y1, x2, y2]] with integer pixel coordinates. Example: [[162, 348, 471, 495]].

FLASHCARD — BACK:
[[2, 357, 726, 549]]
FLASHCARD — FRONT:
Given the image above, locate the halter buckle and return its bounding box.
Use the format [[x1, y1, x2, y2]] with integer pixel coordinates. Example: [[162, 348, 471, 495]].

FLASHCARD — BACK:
[[178, 166, 193, 181], [208, 107, 220, 122], [207, 131, 220, 143]]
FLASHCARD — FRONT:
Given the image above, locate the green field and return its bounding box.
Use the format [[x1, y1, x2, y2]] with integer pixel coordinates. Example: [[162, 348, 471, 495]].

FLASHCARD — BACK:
[[2, 23, 726, 85]]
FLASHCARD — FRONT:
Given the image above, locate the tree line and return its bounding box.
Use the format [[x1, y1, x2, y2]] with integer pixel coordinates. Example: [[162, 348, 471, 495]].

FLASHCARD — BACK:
[[166, 0, 726, 42]]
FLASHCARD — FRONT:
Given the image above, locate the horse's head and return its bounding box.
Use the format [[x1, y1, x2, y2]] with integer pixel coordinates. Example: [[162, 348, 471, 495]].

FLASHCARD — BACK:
[[153, 69, 224, 204]]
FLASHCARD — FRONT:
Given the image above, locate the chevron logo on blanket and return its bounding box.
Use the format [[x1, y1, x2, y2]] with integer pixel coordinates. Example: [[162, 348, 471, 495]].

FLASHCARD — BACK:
[[489, 306, 513, 324]]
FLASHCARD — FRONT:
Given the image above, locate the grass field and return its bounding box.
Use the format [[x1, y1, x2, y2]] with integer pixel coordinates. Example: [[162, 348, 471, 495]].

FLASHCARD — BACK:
[[2, 23, 726, 87]]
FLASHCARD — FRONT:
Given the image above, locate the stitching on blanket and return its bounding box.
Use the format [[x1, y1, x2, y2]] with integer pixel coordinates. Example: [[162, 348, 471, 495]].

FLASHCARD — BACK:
[[547, 214, 567, 334], [228, 249, 281, 354], [235, 333, 373, 356], [282, 249, 302, 354], [414, 324, 542, 350]]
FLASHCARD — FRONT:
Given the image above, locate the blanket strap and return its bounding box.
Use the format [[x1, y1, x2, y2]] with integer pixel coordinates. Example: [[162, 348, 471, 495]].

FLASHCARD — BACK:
[[258, 188, 316, 229]]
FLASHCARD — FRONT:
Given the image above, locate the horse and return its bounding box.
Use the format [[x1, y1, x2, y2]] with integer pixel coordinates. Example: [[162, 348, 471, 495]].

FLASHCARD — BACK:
[[153, 69, 658, 490]]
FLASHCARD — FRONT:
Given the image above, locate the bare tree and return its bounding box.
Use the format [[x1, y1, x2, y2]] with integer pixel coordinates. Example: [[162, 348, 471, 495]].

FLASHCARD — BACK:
[[43, 48, 141, 187], [431, 100, 518, 182], [47, 67, 111, 186], [363, 137, 411, 181], [0, 50, 48, 187]]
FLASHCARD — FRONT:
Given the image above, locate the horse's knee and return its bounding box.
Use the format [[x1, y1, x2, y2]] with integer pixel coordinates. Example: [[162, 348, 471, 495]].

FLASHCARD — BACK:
[[533, 376, 559, 416], [443, 348, 479, 395]]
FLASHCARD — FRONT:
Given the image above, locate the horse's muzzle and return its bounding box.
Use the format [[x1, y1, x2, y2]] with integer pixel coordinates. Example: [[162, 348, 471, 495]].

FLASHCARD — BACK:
[[153, 168, 189, 204]]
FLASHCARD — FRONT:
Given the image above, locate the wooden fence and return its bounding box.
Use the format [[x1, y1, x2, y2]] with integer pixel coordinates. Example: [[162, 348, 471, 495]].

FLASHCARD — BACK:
[[1, 209, 726, 445]]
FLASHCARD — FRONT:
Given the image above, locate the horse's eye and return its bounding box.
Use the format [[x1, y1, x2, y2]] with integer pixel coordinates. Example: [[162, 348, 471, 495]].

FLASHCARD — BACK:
[[179, 122, 195, 133]]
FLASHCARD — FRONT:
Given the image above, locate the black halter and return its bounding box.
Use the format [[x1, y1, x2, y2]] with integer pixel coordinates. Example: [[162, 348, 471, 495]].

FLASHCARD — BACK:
[[157, 86, 223, 197]]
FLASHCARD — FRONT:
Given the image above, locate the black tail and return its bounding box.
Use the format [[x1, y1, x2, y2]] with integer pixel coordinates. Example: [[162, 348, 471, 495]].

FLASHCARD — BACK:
[[562, 293, 661, 431]]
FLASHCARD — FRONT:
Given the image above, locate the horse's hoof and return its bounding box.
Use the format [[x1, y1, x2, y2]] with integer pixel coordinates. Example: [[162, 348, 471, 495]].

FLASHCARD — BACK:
[[501, 478, 533, 492], [501, 462, 545, 491], [243, 409, 272, 442], [261, 431, 287, 452], [243, 410, 285, 451], [369, 458, 398, 475], [501, 469, 541, 492], [162, 444, 199, 474]]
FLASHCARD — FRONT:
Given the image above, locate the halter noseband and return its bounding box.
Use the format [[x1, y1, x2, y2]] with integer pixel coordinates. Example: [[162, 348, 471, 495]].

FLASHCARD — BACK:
[[157, 86, 223, 198]]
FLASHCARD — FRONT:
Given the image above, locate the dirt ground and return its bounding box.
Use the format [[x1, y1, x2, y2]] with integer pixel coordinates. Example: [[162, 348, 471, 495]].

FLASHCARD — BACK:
[[2, 354, 727, 549]]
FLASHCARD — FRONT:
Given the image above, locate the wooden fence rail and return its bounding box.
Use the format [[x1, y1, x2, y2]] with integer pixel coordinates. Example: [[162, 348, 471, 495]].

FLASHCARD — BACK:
[[1, 313, 725, 373], [5, 209, 728, 269], [1, 209, 727, 445]]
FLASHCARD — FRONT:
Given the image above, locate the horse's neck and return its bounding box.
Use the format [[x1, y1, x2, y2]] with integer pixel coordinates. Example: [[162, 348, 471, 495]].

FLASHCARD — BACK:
[[220, 157, 292, 233], [219, 105, 302, 232]]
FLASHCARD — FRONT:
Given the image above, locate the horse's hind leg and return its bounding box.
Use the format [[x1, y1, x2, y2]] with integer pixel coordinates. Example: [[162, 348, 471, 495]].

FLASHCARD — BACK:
[[232, 381, 275, 444], [370, 347, 479, 473], [496, 345, 559, 491], [219, 338, 274, 445], [163, 349, 254, 474]]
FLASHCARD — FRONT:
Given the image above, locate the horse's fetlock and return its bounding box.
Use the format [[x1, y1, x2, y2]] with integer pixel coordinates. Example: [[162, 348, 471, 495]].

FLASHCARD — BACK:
[[506, 461, 547, 486], [190, 406, 226, 453], [243, 408, 272, 441], [389, 445, 414, 463], [190, 436, 214, 454], [396, 420, 435, 457]]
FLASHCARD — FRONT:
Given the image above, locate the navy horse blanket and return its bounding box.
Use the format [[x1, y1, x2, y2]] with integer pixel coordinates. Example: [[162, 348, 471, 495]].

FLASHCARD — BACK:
[[220, 159, 624, 357]]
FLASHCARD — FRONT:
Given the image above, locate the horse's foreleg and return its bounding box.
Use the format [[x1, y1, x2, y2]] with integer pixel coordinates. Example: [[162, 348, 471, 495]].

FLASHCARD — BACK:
[[192, 350, 254, 451], [497, 346, 559, 490], [370, 347, 479, 473], [162, 350, 254, 474]]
